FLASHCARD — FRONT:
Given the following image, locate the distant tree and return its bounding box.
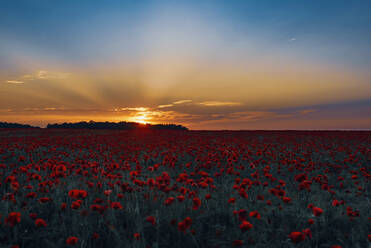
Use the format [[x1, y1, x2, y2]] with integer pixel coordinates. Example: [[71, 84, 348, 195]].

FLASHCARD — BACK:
[[0, 122, 37, 128], [46, 121, 188, 130]]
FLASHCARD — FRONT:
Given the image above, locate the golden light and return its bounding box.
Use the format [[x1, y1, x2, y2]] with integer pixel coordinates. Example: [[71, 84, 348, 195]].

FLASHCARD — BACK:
[[128, 112, 151, 124]]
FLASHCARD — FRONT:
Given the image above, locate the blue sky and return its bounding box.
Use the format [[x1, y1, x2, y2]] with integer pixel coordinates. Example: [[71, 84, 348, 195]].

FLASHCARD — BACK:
[[1, 0, 371, 129]]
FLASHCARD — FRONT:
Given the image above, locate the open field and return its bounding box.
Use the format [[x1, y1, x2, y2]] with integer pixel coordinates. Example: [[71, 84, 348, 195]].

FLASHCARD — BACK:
[[0, 129, 370, 248]]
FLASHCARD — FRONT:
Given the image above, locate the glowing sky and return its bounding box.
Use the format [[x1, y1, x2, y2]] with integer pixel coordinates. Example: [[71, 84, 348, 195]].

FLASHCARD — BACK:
[[1, 0, 371, 129]]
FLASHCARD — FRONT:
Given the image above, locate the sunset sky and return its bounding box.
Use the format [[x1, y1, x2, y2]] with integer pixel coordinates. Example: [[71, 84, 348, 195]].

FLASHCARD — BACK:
[[1, 0, 371, 129]]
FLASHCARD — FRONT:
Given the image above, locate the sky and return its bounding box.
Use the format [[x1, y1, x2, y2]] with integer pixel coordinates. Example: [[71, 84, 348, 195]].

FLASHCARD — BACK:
[[1, 0, 371, 129]]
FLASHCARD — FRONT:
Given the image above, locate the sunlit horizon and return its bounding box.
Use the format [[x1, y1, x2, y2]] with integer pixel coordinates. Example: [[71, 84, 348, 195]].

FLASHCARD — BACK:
[[1, 1, 371, 130]]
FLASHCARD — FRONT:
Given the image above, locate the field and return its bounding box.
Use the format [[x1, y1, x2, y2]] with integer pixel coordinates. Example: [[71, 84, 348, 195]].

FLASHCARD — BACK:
[[0, 129, 370, 248]]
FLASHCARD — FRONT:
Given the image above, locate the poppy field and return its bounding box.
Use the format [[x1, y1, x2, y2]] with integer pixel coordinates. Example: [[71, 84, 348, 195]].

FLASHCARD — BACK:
[[0, 129, 370, 248]]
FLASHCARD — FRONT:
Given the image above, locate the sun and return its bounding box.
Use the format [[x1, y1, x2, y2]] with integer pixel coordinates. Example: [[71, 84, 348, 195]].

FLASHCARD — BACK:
[[129, 113, 151, 124]]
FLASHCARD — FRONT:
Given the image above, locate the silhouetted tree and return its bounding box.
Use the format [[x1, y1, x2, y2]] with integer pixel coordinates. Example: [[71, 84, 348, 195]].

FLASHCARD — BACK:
[[0, 122, 37, 128], [46, 121, 188, 130]]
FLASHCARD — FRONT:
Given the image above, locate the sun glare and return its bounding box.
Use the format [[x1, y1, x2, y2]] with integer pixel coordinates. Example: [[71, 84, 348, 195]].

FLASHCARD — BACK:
[[129, 113, 151, 124]]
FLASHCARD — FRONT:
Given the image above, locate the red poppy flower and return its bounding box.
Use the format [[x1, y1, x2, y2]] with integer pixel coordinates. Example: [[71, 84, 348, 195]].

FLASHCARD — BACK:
[[26, 192, 37, 198], [232, 240, 244, 246], [5, 212, 21, 227], [178, 217, 192, 232], [90, 204, 106, 214], [111, 202, 123, 209], [289, 231, 306, 243], [192, 197, 201, 210], [308, 219, 314, 225], [332, 199, 340, 207], [66, 236, 78, 245], [104, 190, 112, 196], [71, 200, 82, 209], [92, 232, 100, 240], [312, 207, 323, 217], [68, 190, 87, 199], [146, 216, 156, 226], [35, 218, 47, 227], [302, 228, 312, 239], [39, 197, 51, 203], [61, 203, 67, 210], [176, 195, 185, 202], [29, 213, 37, 219], [282, 196, 292, 203], [249, 211, 261, 220], [164, 197, 175, 206], [133, 233, 140, 240], [239, 220, 253, 232]]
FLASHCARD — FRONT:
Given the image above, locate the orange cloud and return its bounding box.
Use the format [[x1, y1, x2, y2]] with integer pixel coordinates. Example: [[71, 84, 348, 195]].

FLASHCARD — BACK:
[[198, 101, 242, 107], [5, 80, 24, 84]]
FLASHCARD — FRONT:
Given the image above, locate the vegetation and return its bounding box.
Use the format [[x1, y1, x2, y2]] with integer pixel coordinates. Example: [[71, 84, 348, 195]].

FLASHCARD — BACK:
[[0, 130, 370, 247], [0, 122, 37, 129], [47, 121, 188, 130]]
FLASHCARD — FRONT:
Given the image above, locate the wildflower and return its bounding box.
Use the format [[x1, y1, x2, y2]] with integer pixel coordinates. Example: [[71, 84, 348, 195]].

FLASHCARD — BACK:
[[192, 197, 201, 210], [176, 195, 185, 202], [66, 236, 78, 245], [71, 200, 82, 209], [104, 190, 112, 196], [312, 207, 323, 217], [29, 213, 37, 219], [289, 231, 306, 243], [5, 212, 21, 227], [178, 217, 192, 232], [282, 196, 292, 203], [92, 232, 100, 240], [39, 197, 51, 203], [249, 211, 261, 220], [68, 190, 87, 199], [146, 216, 156, 226], [133, 233, 140, 240], [35, 218, 47, 227], [164, 197, 175, 206], [239, 220, 253, 232], [110, 202, 123, 210], [332, 199, 340, 207], [302, 228, 312, 239], [61, 203, 67, 210], [232, 240, 244, 246]]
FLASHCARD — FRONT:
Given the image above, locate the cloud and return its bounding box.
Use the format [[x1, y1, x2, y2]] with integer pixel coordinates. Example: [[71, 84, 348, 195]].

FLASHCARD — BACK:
[[198, 101, 242, 107], [119, 107, 149, 111], [5, 80, 25, 84], [23, 70, 71, 80], [298, 109, 317, 115], [172, 99, 192, 105], [0, 109, 13, 112], [157, 104, 174, 108], [156, 99, 192, 109], [289, 38, 296, 42], [3, 70, 71, 86]]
